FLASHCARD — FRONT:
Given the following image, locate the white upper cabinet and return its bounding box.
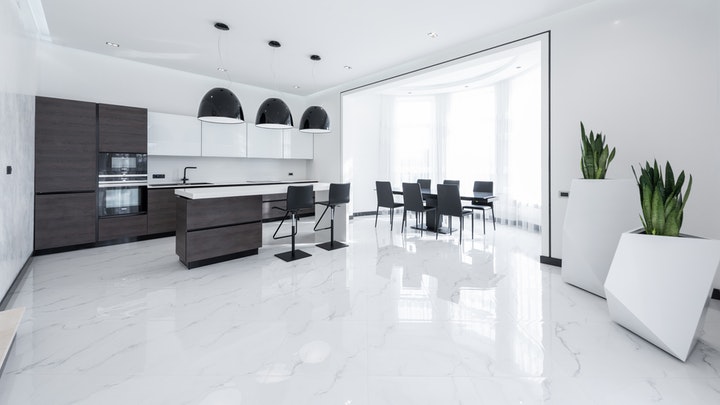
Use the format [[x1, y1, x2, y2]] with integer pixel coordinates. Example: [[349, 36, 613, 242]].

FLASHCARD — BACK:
[[148, 112, 312, 159], [247, 125, 284, 158], [201, 122, 247, 157], [283, 129, 314, 159], [147, 112, 201, 156]]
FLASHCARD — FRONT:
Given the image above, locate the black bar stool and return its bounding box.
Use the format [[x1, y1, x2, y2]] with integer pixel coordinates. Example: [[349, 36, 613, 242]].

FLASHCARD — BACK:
[[272, 185, 314, 262], [314, 183, 351, 251]]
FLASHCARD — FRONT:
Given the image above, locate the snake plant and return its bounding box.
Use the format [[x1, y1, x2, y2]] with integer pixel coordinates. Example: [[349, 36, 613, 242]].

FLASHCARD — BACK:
[[632, 160, 692, 236], [580, 122, 616, 179]]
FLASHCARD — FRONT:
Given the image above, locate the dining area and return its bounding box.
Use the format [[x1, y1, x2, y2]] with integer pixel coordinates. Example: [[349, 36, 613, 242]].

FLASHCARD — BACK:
[[374, 179, 497, 243]]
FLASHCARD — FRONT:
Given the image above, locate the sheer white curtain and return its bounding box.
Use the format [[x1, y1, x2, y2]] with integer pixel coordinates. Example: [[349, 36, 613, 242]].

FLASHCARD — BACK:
[[387, 96, 437, 186], [380, 66, 541, 231]]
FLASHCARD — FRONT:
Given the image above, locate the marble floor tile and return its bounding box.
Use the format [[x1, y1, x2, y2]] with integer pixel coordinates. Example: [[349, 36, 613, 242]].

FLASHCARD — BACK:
[[1, 216, 720, 404]]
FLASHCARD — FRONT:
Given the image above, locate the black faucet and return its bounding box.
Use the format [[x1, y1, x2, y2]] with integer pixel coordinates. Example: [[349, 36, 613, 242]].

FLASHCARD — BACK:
[[181, 166, 197, 184]]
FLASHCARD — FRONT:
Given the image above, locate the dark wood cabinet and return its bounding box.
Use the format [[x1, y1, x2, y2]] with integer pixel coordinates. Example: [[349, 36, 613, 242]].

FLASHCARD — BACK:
[[148, 188, 177, 234], [98, 104, 147, 153], [98, 215, 148, 241], [35, 193, 97, 250], [35, 97, 97, 193], [176, 195, 262, 268]]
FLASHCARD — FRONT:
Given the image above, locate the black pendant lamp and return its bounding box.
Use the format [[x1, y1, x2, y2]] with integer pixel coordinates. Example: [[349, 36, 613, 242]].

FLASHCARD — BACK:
[[256, 97, 293, 129], [197, 22, 244, 123], [299, 106, 330, 133], [197, 87, 244, 123], [298, 55, 330, 133], [255, 40, 293, 129]]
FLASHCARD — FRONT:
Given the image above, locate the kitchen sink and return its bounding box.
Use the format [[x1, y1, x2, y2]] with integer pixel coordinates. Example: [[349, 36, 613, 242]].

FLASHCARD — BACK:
[[157, 182, 213, 186]]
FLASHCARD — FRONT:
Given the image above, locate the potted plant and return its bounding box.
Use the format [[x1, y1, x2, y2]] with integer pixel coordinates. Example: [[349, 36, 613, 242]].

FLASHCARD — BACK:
[[562, 122, 639, 297], [604, 160, 720, 361]]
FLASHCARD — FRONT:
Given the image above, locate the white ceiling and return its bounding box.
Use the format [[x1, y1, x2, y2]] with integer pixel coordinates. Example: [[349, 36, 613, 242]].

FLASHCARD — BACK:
[[34, 0, 592, 96]]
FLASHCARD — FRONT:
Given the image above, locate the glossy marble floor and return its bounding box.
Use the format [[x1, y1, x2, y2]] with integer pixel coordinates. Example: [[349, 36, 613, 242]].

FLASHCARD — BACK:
[[1, 216, 720, 404]]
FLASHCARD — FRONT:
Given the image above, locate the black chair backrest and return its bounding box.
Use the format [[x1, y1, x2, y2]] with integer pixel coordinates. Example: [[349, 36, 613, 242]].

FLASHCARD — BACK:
[[402, 182, 425, 212], [328, 183, 351, 205], [473, 181, 493, 193], [443, 180, 460, 187], [376, 181, 396, 208], [437, 184, 462, 217], [286, 185, 314, 211], [417, 179, 431, 190]]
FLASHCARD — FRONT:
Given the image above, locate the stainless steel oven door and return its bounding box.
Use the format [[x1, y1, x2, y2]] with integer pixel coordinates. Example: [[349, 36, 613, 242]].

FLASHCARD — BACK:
[[98, 184, 147, 217]]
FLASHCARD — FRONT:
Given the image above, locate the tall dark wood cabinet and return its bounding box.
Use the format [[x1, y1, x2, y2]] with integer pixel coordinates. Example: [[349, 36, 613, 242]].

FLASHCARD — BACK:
[[34, 97, 98, 251], [35, 194, 96, 250], [98, 104, 148, 153], [35, 97, 97, 193], [35, 97, 151, 252]]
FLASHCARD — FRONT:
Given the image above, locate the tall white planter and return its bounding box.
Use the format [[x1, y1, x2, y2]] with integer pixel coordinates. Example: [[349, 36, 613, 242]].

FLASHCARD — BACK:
[[561, 179, 639, 297], [604, 231, 720, 361]]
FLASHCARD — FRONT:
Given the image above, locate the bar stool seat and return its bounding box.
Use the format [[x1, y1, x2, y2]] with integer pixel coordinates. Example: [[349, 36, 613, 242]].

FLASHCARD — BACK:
[[272, 185, 314, 262], [314, 183, 351, 251]]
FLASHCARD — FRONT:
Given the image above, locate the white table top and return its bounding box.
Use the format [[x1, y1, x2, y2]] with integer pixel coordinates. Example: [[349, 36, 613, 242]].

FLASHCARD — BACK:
[[175, 182, 330, 199]]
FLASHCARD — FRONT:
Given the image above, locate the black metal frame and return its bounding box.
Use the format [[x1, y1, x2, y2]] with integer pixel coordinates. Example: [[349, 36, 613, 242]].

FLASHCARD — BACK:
[[313, 183, 350, 251]]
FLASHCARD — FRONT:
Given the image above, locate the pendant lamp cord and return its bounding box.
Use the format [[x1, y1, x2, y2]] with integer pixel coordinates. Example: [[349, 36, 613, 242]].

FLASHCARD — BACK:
[[272, 47, 279, 96], [217, 31, 232, 85]]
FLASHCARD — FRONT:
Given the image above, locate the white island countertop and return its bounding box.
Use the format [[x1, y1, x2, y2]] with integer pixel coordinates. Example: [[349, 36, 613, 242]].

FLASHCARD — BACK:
[[175, 182, 330, 200]]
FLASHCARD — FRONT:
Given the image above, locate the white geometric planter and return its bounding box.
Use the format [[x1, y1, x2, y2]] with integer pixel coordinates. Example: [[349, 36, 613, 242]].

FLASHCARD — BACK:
[[561, 179, 639, 298], [604, 231, 720, 361]]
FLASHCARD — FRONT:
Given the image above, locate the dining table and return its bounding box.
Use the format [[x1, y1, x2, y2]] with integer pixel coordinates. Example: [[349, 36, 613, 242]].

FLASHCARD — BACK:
[[392, 187, 496, 233]]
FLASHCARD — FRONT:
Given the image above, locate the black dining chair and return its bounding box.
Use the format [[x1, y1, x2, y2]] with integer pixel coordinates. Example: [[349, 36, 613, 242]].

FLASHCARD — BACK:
[[417, 179, 431, 190], [436, 184, 473, 243], [375, 181, 403, 230], [272, 185, 314, 261], [314, 183, 351, 251], [443, 180, 460, 187], [464, 181, 496, 235], [401, 182, 436, 236]]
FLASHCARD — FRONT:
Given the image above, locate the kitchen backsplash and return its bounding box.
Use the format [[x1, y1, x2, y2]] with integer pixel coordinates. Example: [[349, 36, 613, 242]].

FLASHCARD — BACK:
[[148, 155, 309, 184]]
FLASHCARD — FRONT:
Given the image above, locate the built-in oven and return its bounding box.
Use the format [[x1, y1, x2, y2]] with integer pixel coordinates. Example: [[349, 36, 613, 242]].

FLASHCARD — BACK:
[[98, 184, 147, 217], [98, 152, 148, 217]]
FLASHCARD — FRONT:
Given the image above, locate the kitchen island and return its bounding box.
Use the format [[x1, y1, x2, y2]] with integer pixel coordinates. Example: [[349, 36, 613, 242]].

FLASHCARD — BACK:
[[174, 182, 345, 268]]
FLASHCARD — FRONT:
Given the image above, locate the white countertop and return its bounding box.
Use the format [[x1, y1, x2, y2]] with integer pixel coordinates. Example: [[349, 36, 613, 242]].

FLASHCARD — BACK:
[[149, 180, 317, 189], [175, 182, 329, 199]]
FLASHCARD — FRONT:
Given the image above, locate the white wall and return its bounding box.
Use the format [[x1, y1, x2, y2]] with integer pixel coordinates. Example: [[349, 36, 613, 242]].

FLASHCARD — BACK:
[[0, 0, 37, 299], [36, 42, 311, 182], [342, 92, 383, 214], [310, 0, 720, 260]]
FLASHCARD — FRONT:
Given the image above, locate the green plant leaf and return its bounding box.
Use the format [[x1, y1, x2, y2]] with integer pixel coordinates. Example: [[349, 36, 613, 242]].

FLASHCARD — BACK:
[[650, 183, 665, 235], [641, 182, 653, 232], [664, 161, 674, 199]]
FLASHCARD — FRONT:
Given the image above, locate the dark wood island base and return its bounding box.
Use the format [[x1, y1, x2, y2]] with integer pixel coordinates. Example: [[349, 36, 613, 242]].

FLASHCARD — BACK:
[[176, 195, 262, 269]]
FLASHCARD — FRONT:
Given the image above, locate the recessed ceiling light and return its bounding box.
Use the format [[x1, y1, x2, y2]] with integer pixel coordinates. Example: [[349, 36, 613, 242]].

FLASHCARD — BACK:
[[516, 66, 522, 69], [105, 41, 119, 47], [293, 85, 300, 89], [427, 32, 439, 38], [217, 67, 228, 72], [344, 65, 352, 70]]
